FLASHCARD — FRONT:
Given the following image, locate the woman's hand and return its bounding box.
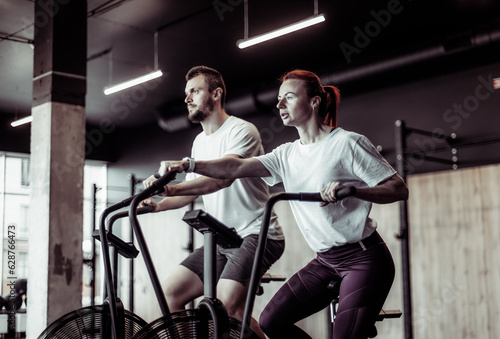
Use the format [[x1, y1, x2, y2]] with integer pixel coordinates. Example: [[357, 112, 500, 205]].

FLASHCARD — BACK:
[[159, 160, 188, 174], [320, 181, 344, 206]]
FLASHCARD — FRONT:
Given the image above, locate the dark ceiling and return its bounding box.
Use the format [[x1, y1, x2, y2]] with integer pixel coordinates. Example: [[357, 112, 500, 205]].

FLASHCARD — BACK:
[[1, 0, 500, 133]]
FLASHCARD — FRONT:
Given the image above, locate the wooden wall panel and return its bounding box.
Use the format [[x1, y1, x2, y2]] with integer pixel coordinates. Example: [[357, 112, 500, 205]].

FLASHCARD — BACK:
[[369, 202, 405, 338], [408, 164, 500, 339]]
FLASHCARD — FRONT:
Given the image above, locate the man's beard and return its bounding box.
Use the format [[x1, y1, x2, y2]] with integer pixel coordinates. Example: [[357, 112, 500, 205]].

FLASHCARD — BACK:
[[188, 97, 214, 123]]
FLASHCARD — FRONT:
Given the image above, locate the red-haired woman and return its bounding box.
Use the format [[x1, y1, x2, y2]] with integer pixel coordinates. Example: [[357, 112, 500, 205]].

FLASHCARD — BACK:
[[166, 69, 408, 338]]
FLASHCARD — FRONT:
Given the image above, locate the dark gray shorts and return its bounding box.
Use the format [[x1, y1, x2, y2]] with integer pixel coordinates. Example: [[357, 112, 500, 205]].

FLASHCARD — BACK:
[[180, 234, 285, 285]]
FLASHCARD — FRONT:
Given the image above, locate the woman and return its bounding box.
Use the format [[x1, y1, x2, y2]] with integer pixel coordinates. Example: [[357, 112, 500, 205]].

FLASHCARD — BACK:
[[165, 69, 408, 338]]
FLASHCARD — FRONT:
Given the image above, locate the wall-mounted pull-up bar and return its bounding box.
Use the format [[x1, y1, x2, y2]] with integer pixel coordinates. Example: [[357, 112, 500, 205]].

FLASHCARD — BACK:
[[394, 119, 500, 339]]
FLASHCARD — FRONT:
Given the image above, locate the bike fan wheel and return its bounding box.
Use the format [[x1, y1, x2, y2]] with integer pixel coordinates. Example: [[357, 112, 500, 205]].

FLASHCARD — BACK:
[[131, 309, 260, 339], [38, 305, 148, 339]]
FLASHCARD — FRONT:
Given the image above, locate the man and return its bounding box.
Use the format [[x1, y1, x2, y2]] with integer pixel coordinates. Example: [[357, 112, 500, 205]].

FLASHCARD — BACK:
[[141, 66, 284, 338]]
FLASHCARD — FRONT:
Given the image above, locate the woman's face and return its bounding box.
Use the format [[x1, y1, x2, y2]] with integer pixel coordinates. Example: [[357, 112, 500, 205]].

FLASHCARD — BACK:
[[276, 79, 314, 127]]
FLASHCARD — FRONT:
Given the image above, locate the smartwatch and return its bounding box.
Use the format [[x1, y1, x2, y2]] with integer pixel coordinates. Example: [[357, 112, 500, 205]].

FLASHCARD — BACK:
[[182, 157, 196, 173]]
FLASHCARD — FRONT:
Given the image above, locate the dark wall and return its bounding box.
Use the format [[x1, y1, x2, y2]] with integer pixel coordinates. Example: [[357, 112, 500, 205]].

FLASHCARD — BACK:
[[339, 61, 500, 175], [0, 115, 31, 153]]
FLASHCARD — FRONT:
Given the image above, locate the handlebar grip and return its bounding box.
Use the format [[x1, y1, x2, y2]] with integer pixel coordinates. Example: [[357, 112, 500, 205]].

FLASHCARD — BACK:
[[336, 186, 357, 200], [137, 205, 155, 214], [298, 186, 357, 202], [298, 193, 323, 201], [149, 171, 177, 196]]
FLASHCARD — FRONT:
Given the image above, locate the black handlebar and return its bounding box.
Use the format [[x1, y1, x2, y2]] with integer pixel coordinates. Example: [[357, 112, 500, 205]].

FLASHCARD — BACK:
[[108, 206, 155, 230], [129, 171, 177, 318], [98, 171, 176, 339]]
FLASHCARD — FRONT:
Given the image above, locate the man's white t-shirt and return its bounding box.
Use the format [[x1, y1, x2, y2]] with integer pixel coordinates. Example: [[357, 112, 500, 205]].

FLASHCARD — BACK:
[[186, 116, 283, 240], [256, 128, 395, 252]]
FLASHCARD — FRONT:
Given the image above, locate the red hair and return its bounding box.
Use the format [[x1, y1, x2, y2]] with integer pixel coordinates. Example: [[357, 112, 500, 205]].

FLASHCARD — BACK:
[[280, 69, 340, 127]]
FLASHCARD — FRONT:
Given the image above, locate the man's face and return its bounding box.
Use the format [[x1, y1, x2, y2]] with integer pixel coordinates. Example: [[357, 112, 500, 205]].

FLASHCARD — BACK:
[[184, 75, 214, 123]]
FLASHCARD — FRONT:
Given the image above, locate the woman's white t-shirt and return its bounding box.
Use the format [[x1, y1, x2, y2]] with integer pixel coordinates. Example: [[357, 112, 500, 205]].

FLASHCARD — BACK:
[[256, 127, 395, 252]]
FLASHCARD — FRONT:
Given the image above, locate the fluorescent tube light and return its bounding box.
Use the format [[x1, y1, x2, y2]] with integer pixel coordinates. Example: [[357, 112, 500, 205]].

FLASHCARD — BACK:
[[104, 69, 163, 95], [237, 14, 325, 49], [11, 115, 33, 127]]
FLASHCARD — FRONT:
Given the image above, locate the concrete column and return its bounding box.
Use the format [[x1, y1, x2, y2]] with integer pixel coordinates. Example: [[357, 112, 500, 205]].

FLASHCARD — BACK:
[[28, 102, 86, 336], [27, 0, 87, 337]]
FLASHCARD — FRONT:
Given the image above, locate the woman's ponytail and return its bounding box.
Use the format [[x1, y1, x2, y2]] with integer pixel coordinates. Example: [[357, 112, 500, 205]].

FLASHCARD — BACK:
[[321, 86, 340, 128]]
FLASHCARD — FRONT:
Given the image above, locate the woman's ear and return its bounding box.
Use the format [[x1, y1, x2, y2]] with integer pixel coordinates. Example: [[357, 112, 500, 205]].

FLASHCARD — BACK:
[[311, 96, 321, 109]]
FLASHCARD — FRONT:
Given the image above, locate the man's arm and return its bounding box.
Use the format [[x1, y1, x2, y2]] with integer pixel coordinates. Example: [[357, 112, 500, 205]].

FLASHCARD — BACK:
[[140, 172, 235, 212], [140, 195, 198, 212]]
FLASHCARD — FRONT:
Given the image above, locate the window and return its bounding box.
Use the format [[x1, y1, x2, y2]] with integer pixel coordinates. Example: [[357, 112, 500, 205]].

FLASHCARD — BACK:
[[21, 158, 30, 187], [19, 205, 29, 239], [0, 153, 107, 306]]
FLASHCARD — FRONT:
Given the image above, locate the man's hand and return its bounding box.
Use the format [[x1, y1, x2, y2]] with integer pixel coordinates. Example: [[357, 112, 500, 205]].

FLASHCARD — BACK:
[[160, 160, 188, 174], [142, 174, 158, 189], [138, 198, 160, 212], [319, 181, 344, 206]]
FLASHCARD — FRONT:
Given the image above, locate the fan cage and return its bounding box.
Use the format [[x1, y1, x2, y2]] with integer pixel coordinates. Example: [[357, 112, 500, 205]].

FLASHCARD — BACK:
[[37, 305, 148, 339], [131, 309, 259, 339]]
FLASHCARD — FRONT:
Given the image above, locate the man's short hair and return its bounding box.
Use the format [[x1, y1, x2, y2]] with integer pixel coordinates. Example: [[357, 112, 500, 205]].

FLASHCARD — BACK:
[[186, 66, 227, 108]]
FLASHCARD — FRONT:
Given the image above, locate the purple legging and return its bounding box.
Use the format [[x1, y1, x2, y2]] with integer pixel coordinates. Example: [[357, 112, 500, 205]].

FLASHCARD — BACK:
[[259, 231, 395, 339]]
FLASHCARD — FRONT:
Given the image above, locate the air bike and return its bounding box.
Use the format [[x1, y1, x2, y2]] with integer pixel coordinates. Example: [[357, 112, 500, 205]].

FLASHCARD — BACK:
[[38, 171, 358, 339], [37, 173, 175, 339], [38, 172, 262, 339]]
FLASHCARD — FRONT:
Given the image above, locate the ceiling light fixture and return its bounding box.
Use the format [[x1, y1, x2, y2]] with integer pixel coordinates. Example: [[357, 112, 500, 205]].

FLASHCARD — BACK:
[[104, 31, 163, 95], [104, 69, 163, 95], [11, 115, 33, 127], [237, 0, 325, 49]]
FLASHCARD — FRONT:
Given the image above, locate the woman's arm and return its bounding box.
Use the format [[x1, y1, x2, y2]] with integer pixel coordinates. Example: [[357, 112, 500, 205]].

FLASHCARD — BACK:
[[168, 175, 235, 196], [354, 173, 408, 204], [166, 155, 271, 179], [321, 173, 408, 205]]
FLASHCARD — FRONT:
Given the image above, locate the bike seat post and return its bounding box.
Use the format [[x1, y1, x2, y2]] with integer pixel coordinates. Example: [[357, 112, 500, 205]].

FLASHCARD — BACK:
[[198, 227, 231, 339], [202, 228, 217, 299], [107, 222, 119, 298], [330, 298, 339, 324]]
